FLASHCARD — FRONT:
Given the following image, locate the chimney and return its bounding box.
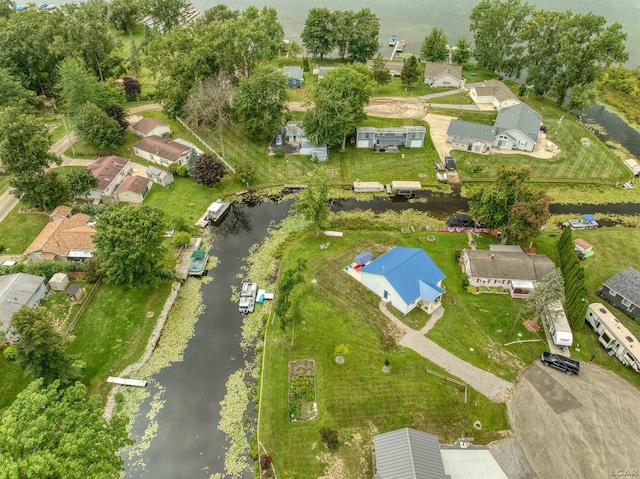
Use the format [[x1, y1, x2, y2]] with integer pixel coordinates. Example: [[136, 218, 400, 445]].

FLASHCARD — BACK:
[[490, 254, 495, 260]]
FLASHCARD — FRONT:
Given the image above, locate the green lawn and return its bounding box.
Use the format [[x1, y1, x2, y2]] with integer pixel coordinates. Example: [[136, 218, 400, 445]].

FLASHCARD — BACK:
[[450, 85, 631, 184], [261, 231, 509, 475], [68, 281, 172, 398], [426, 107, 498, 125], [461, 64, 500, 83], [0, 204, 49, 254], [427, 91, 476, 105], [0, 356, 32, 411]]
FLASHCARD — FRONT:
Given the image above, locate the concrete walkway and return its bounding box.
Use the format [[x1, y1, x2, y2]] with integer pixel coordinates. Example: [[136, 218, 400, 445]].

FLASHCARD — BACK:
[[425, 103, 480, 111], [380, 300, 514, 402], [418, 88, 465, 100]]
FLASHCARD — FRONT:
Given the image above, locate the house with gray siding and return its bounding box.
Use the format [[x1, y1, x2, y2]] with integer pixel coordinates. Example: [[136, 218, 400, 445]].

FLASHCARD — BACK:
[[446, 103, 542, 153], [283, 66, 303, 87], [284, 121, 327, 159], [599, 268, 640, 320], [0, 273, 48, 333], [356, 126, 426, 149]]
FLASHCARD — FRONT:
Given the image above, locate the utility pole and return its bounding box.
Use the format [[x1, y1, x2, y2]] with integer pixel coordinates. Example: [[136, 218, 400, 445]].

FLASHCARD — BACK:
[[61, 115, 75, 156]]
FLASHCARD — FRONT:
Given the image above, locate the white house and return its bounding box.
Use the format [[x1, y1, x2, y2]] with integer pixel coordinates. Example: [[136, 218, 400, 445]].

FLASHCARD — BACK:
[[423, 62, 465, 88], [130, 117, 172, 137], [86, 156, 131, 201], [133, 135, 191, 166], [359, 246, 445, 314], [469, 79, 521, 110]]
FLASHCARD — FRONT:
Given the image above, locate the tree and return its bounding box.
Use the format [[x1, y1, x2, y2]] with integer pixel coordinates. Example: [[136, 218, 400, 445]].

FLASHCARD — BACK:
[[0, 0, 15, 19], [11, 308, 83, 385], [172, 231, 191, 247], [330, 10, 354, 59], [470, 0, 533, 78], [57, 58, 119, 115], [10, 171, 70, 211], [371, 53, 391, 89], [192, 153, 226, 185], [104, 104, 129, 130], [75, 102, 125, 151], [301, 7, 333, 59], [400, 55, 420, 87], [94, 205, 168, 287], [421, 27, 448, 62], [235, 64, 288, 140], [67, 168, 99, 198], [524, 268, 565, 328], [235, 160, 258, 187], [123, 75, 142, 100], [0, 379, 132, 478], [186, 148, 198, 176], [145, 0, 189, 33], [568, 82, 598, 111], [347, 8, 380, 62], [292, 167, 331, 229], [184, 73, 235, 157], [452, 37, 472, 64], [303, 64, 374, 151], [0, 68, 39, 109], [286, 40, 302, 58], [109, 0, 140, 33], [470, 165, 550, 242], [128, 35, 141, 75]]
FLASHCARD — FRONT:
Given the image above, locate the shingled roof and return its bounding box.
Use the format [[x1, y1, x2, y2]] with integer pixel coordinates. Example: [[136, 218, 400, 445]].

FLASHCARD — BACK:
[[464, 249, 555, 281], [447, 120, 496, 143], [423, 62, 463, 80], [87, 156, 130, 192], [494, 103, 541, 144], [25, 214, 96, 257], [131, 117, 170, 135], [133, 135, 191, 162], [116, 175, 151, 194], [603, 268, 640, 305], [473, 79, 520, 103]]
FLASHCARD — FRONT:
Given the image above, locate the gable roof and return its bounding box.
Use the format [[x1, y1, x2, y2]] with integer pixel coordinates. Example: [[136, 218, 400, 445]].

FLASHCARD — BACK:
[[366, 60, 405, 72], [603, 268, 640, 305], [0, 273, 46, 327], [361, 247, 445, 304], [423, 62, 463, 80], [116, 175, 151, 194], [472, 79, 519, 103], [464, 249, 555, 281], [283, 66, 303, 81], [447, 120, 495, 143], [131, 117, 170, 135], [133, 135, 191, 162], [374, 428, 446, 479], [49, 205, 72, 219], [146, 165, 171, 180], [494, 103, 541, 144], [87, 156, 130, 192], [25, 213, 95, 256]]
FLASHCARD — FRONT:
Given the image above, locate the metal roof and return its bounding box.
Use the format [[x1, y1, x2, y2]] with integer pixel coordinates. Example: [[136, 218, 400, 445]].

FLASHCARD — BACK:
[[283, 66, 303, 81], [440, 449, 508, 479], [0, 273, 46, 329], [494, 103, 541, 144], [603, 268, 640, 306], [361, 247, 445, 305], [447, 120, 495, 143], [374, 428, 446, 479]]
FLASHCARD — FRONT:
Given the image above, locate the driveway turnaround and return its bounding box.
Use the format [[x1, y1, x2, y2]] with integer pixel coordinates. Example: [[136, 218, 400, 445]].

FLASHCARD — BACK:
[[379, 301, 514, 402], [510, 362, 640, 479]]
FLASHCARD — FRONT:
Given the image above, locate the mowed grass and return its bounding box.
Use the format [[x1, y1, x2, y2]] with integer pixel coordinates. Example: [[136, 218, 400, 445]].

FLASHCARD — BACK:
[[261, 231, 509, 475], [0, 204, 49, 254], [450, 85, 631, 183], [0, 357, 32, 411], [68, 281, 172, 398]]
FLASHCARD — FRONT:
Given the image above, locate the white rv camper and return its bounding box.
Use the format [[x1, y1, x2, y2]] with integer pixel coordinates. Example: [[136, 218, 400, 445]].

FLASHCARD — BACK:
[[585, 303, 640, 372], [544, 300, 573, 347]]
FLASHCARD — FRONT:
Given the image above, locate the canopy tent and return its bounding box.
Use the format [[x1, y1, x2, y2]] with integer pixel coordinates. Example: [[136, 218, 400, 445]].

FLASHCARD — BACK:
[[354, 252, 374, 265]]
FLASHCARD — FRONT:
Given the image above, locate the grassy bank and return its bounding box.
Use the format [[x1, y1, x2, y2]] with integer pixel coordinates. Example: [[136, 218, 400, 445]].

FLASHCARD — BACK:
[[0, 205, 49, 254]]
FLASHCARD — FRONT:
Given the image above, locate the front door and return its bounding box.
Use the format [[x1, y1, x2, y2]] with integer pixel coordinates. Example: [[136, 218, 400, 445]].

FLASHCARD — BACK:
[[383, 290, 389, 300]]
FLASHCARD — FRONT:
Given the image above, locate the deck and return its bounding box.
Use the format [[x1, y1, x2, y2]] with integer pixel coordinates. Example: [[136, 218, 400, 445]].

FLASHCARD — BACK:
[[174, 237, 203, 280]]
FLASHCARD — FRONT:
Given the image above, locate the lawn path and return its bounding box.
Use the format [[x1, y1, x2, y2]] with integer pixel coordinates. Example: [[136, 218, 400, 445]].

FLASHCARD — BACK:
[[380, 300, 514, 402]]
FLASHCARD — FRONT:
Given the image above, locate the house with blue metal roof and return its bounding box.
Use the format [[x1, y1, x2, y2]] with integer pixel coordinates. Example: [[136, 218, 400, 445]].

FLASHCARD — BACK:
[[359, 247, 445, 314]]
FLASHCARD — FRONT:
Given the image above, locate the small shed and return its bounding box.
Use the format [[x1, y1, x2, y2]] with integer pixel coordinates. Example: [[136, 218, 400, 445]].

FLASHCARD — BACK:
[[48, 272, 69, 291], [146, 165, 174, 187], [283, 66, 303, 88], [573, 238, 593, 255], [65, 284, 84, 302]]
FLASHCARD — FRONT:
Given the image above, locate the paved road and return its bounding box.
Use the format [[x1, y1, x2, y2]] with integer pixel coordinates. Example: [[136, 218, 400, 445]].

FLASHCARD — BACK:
[[380, 301, 514, 402]]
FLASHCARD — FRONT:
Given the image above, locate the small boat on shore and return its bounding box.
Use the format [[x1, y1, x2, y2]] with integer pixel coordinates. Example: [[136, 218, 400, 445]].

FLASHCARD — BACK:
[[389, 36, 397, 47], [396, 40, 405, 52]]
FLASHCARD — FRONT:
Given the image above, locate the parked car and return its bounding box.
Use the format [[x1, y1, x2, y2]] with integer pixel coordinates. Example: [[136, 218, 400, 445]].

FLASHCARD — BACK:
[[541, 352, 580, 375], [445, 156, 456, 171]]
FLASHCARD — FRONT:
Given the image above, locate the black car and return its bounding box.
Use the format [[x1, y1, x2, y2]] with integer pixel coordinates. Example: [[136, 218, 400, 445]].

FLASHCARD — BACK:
[[445, 156, 456, 171], [541, 352, 580, 375]]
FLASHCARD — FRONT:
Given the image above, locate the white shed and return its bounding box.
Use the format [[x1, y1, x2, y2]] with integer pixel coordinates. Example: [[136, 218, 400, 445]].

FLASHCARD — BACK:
[[48, 272, 70, 291]]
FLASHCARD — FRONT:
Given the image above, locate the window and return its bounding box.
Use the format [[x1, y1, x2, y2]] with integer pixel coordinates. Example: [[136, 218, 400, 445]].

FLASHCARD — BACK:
[[609, 289, 617, 298], [622, 298, 631, 307]]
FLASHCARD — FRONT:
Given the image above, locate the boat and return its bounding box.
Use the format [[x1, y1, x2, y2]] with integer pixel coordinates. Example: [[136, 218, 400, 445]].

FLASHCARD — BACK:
[[239, 282, 258, 314], [562, 214, 599, 230], [188, 250, 208, 277], [389, 36, 397, 47], [205, 199, 230, 223], [396, 41, 405, 52]]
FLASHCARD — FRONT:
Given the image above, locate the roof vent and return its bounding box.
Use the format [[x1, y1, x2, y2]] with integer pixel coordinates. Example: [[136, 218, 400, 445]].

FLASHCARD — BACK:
[[626, 336, 634, 343], [600, 308, 607, 314]]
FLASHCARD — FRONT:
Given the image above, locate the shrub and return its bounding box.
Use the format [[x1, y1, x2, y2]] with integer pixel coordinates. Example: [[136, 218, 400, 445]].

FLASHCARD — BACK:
[[319, 427, 339, 451], [334, 344, 349, 357], [467, 285, 478, 294], [461, 275, 469, 288], [172, 232, 191, 247], [273, 148, 285, 158], [3, 345, 17, 361], [168, 164, 188, 177]]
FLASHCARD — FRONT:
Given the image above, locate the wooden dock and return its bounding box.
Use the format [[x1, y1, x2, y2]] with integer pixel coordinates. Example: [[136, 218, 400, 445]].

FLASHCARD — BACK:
[[174, 237, 203, 280]]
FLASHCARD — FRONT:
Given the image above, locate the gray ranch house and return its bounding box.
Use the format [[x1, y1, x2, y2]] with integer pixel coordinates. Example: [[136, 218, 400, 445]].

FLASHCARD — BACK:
[[283, 66, 303, 87], [356, 126, 426, 149], [447, 103, 542, 153], [599, 267, 640, 320], [285, 121, 328, 161], [423, 62, 465, 88]]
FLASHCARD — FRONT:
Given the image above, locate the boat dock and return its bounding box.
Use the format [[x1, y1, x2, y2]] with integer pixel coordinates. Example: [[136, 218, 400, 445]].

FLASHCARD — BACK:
[[389, 40, 405, 61], [174, 237, 203, 280]]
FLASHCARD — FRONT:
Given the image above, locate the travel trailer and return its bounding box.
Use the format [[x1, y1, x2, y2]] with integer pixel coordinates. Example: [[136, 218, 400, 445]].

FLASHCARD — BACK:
[[544, 300, 573, 348]]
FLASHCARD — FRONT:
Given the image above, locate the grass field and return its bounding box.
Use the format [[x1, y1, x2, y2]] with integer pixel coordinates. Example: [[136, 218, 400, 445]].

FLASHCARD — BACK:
[[0, 205, 49, 254], [260, 231, 509, 476]]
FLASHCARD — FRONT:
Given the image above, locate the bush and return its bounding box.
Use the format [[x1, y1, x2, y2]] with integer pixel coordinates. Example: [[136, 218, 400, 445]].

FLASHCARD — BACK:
[[168, 164, 189, 177], [467, 285, 478, 294], [273, 148, 285, 158], [3, 345, 17, 361], [461, 275, 469, 288], [319, 427, 339, 451], [172, 232, 191, 247]]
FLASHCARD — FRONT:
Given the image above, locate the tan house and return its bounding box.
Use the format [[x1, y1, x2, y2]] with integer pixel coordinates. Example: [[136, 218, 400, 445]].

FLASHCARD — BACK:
[[130, 117, 172, 137], [469, 79, 521, 110], [115, 175, 152, 204], [49, 205, 72, 221], [133, 135, 190, 167], [423, 62, 465, 88], [366, 60, 404, 77], [86, 156, 131, 202], [25, 213, 96, 262]]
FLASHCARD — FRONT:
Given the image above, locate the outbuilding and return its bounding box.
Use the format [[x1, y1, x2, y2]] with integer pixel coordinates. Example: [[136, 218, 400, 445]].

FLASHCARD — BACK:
[[65, 284, 85, 302], [48, 272, 69, 291]]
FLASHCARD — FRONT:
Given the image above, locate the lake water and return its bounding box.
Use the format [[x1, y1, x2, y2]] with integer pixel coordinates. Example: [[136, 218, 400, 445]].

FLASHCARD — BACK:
[[189, 0, 640, 67]]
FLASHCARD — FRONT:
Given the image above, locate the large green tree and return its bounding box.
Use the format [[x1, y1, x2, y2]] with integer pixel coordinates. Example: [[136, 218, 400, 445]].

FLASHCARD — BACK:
[[400, 55, 420, 87], [452, 37, 472, 65], [421, 27, 448, 62], [0, 0, 14, 19], [371, 53, 391, 89], [67, 168, 99, 198], [303, 63, 374, 151], [11, 171, 71, 211], [145, 0, 189, 33], [0, 68, 39, 109], [235, 64, 288, 140], [75, 102, 125, 151], [109, 0, 141, 33], [11, 308, 83, 385], [347, 8, 380, 62], [292, 167, 331, 229], [94, 205, 168, 287], [57, 58, 119, 115], [301, 7, 333, 59], [0, 379, 132, 478], [469, 0, 533, 78], [330, 10, 355, 59]]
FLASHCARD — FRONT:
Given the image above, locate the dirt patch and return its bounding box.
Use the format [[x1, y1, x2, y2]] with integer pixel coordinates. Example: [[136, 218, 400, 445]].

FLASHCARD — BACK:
[[365, 97, 426, 119], [510, 362, 640, 479]]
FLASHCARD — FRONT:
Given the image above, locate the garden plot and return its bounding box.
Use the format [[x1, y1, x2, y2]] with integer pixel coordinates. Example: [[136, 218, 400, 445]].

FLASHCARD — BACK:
[[288, 359, 317, 421]]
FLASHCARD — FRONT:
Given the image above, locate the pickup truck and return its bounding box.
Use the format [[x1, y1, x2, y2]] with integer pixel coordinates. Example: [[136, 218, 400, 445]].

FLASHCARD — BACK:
[[238, 282, 258, 314]]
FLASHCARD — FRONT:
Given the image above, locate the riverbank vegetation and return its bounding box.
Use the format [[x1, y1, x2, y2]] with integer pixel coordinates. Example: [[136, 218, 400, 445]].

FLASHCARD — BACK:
[[598, 66, 640, 132]]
